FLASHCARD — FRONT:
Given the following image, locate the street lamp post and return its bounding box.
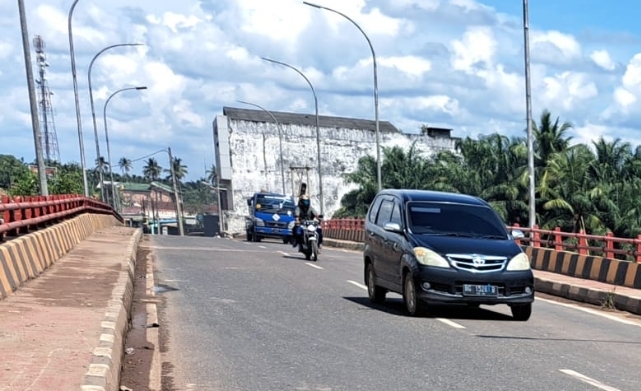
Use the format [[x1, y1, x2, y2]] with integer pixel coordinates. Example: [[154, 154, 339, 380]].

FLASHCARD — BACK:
[[237, 100, 287, 195], [88, 43, 143, 202], [522, 0, 536, 229], [303, 1, 382, 192], [17, 0, 48, 196], [67, 0, 89, 197], [103, 86, 147, 207], [261, 57, 325, 214]]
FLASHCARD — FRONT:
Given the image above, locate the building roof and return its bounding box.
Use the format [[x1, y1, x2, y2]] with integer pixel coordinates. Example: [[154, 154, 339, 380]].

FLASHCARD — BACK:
[[120, 181, 174, 193], [223, 106, 400, 133]]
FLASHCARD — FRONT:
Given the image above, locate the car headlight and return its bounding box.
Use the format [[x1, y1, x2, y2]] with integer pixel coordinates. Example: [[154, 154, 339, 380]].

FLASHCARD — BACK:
[[254, 218, 265, 226], [506, 252, 531, 271], [288, 221, 295, 229], [307, 224, 316, 232], [413, 247, 450, 268]]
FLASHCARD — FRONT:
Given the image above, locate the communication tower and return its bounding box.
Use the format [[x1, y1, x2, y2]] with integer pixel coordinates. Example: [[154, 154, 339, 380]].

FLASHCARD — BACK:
[[33, 35, 60, 163]]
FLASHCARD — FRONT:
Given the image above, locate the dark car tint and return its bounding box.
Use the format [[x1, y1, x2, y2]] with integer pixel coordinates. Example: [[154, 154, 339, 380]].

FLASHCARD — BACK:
[[406, 201, 508, 238]]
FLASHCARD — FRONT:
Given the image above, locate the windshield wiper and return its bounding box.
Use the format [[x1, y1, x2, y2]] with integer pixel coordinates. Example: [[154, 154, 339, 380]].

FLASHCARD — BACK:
[[431, 232, 475, 237], [476, 234, 507, 240]]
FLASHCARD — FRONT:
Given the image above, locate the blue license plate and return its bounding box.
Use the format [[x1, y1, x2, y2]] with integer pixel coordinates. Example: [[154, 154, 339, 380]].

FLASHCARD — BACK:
[[463, 284, 497, 296]]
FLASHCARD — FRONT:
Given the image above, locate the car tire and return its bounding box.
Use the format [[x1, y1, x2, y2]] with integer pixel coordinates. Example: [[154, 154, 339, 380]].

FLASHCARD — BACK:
[[366, 263, 386, 304], [403, 272, 425, 316], [510, 303, 532, 321]]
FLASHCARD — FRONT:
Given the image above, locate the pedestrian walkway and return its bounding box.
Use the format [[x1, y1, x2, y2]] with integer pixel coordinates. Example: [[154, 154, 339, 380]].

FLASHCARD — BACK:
[[323, 237, 641, 316], [0, 226, 139, 391]]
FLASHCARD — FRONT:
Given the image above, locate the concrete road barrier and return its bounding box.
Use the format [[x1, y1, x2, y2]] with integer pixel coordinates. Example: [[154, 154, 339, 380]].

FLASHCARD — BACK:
[[0, 213, 120, 301]]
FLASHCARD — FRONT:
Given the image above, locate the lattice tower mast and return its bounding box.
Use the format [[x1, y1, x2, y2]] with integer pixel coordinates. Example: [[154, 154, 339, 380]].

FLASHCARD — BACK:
[[33, 35, 60, 163]]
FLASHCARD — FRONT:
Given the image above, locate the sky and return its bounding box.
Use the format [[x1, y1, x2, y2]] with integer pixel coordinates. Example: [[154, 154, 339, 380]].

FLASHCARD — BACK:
[[2, 0, 641, 182]]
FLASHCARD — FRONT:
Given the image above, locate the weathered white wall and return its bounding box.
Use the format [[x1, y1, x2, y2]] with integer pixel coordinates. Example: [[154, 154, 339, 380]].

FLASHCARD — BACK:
[[219, 116, 458, 234]]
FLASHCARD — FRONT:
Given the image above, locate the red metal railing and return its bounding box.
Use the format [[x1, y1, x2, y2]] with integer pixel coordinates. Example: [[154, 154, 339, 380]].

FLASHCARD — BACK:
[[321, 218, 641, 263], [0, 194, 122, 242]]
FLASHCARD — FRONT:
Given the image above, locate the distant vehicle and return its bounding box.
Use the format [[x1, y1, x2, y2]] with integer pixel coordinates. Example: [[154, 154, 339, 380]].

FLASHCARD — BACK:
[[363, 189, 534, 321], [245, 191, 296, 243]]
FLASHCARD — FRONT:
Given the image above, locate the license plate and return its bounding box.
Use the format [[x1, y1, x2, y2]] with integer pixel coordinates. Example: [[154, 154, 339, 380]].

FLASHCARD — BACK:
[[463, 284, 497, 296]]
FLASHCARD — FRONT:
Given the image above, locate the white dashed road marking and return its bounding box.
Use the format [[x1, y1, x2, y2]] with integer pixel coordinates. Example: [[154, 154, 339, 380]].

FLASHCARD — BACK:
[[436, 318, 465, 329], [537, 297, 641, 328], [305, 262, 323, 270], [259, 245, 267, 249], [559, 369, 621, 391], [278, 251, 290, 256], [346, 280, 465, 329], [347, 280, 367, 290]]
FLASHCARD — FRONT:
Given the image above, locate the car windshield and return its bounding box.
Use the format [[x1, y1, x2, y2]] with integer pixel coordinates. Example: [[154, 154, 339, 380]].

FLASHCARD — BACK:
[[255, 195, 295, 214], [406, 201, 508, 239]]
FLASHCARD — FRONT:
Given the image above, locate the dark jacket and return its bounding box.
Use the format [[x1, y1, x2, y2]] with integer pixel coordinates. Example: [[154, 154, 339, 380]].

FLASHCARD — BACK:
[[295, 205, 319, 221]]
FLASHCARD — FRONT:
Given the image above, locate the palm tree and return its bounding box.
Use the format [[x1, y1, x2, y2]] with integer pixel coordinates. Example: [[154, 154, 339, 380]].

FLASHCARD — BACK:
[[206, 164, 218, 185], [118, 157, 132, 179], [143, 158, 162, 181], [165, 157, 188, 182]]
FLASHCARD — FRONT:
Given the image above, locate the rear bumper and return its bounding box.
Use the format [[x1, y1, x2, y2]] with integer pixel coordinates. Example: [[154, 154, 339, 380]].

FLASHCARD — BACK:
[[413, 266, 535, 305]]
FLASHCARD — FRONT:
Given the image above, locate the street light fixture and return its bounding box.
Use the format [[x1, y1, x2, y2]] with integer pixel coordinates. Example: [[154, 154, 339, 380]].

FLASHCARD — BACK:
[[261, 57, 325, 214], [237, 100, 287, 195], [88, 43, 144, 201], [303, 1, 382, 192], [103, 86, 147, 207], [522, 0, 536, 229], [67, 0, 89, 197]]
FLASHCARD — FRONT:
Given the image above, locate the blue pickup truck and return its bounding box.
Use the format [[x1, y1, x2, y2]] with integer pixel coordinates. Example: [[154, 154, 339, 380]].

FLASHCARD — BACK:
[[245, 191, 296, 243]]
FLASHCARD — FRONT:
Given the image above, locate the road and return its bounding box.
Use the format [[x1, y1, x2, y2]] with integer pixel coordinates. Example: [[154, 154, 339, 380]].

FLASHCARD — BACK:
[[150, 235, 641, 391]]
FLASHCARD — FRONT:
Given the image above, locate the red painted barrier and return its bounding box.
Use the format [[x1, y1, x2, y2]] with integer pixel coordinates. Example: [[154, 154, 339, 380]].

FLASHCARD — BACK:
[[321, 218, 641, 263], [0, 194, 122, 242]]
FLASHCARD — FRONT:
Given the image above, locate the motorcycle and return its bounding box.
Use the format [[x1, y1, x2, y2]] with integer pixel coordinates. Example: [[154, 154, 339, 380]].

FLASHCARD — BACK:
[[298, 219, 320, 262]]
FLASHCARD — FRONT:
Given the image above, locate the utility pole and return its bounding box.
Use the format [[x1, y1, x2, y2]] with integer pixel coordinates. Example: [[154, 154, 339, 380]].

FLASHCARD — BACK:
[[523, 0, 536, 229], [17, 0, 48, 196], [167, 147, 185, 236]]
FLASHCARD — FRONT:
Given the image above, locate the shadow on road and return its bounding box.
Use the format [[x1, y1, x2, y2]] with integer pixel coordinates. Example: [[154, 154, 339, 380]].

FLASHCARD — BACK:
[[476, 335, 641, 344], [343, 296, 514, 321]]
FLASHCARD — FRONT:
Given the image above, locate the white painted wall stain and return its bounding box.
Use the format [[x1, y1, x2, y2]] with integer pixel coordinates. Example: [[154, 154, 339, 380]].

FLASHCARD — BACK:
[[215, 115, 458, 235]]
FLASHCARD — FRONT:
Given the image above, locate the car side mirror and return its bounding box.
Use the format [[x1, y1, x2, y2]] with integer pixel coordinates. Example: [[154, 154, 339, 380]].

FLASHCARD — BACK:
[[511, 229, 525, 239], [383, 222, 403, 233]]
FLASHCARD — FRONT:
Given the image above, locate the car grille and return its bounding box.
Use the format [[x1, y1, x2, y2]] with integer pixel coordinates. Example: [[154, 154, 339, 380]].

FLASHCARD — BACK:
[[446, 254, 508, 273], [265, 221, 288, 229]]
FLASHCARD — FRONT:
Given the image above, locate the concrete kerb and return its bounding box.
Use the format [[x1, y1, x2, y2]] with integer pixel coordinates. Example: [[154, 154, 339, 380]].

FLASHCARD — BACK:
[[80, 227, 143, 391], [322, 238, 641, 316]]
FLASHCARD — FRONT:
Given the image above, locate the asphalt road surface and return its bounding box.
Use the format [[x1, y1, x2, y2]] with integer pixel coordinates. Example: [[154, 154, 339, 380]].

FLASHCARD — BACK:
[[151, 235, 641, 391]]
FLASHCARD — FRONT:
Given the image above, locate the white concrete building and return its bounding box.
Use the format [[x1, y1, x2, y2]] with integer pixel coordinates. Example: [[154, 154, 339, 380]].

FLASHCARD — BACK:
[[213, 106, 459, 235]]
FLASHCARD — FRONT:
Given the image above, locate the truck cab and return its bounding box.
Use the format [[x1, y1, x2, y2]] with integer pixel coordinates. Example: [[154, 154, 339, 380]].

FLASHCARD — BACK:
[[245, 192, 297, 243]]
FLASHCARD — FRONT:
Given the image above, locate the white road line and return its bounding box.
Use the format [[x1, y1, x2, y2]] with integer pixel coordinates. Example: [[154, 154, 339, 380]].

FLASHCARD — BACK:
[[436, 318, 465, 329], [347, 280, 367, 290], [537, 297, 641, 328], [559, 369, 621, 391], [305, 262, 323, 270], [259, 245, 267, 249], [278, 251, 290, 256]]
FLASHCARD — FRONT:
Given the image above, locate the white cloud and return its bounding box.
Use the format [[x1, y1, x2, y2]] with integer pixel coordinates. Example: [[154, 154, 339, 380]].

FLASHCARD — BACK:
[[0, 0, 639, 181], [590, 49, 616, 71]]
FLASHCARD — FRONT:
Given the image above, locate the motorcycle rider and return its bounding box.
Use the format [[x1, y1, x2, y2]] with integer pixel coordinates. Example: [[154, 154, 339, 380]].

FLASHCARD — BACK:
[[291, 194, 323, 249]]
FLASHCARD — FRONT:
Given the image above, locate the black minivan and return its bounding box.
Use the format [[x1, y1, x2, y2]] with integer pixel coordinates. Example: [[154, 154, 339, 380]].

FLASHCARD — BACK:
[[363, 189, 534, 321]]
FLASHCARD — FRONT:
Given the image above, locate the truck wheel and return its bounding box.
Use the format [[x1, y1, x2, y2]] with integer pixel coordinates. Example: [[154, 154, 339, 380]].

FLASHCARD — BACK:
[[252, 229, 261, 242], [246, 230, 253, 241]]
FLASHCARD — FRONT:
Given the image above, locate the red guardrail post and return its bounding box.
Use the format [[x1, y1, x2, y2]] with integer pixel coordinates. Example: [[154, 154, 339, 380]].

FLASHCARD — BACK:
[[532, 225, 540, 248], [578, 230, 588, 255], [636, 235, 641, 263], [605, 232, 614, 259], [554, 227, 563, 251]]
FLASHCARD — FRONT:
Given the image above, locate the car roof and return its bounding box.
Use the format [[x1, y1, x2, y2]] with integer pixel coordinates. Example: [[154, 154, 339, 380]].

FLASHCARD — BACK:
[[377, 189, 488, 207]]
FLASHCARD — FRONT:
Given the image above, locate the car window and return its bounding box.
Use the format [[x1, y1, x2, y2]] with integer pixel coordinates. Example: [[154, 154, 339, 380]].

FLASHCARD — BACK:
[[390, 200, 402, 225], [406, 201, 507, 238], [375, 200, 394, 226], [368, 196, 383, 224]]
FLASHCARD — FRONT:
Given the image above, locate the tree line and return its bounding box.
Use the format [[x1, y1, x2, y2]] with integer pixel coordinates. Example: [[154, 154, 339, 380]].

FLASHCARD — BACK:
[[334, 109, 641, 242], [0, 154, 219, 214]]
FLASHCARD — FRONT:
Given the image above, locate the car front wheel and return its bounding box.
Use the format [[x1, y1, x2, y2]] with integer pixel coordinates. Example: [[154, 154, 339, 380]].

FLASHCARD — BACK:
[[403, 273, 425, 316], [510, 303, 532, 321]]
